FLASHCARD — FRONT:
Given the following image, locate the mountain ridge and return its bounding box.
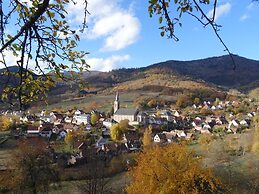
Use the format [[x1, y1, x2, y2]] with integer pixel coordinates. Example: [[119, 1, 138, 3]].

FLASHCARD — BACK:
[[0, 55, 259, 93], [91, 55, 259, 92]]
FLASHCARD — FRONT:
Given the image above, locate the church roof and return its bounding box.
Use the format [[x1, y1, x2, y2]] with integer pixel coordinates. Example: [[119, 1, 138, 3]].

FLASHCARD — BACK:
[[114, 108, 138, 116]]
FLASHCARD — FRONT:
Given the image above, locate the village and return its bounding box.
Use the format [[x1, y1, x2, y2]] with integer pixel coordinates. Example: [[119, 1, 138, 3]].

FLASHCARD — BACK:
[[1, 91, 259, 167]]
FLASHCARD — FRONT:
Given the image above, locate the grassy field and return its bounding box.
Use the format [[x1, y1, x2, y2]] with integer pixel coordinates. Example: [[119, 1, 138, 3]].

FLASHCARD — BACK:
[[49, 172, 130, 194], [34, 92, 154, 113]]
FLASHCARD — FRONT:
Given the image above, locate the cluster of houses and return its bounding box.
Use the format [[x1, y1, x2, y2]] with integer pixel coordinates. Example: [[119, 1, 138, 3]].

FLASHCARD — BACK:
[[18, 109, 99, 138], [1, 92, 258, 165]]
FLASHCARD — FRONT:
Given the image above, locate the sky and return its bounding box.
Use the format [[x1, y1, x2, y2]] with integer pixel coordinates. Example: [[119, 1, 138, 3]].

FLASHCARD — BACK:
[[2, 0, 259, 72], [68, 0, 259, 72]]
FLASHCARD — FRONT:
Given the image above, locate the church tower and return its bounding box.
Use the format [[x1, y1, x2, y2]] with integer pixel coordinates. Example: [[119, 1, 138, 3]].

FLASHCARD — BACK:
[[114, 91, 120, 114]]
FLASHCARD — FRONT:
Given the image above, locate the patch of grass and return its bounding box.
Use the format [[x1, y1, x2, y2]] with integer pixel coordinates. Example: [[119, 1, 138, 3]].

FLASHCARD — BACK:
[[49, 172, 130, 194]]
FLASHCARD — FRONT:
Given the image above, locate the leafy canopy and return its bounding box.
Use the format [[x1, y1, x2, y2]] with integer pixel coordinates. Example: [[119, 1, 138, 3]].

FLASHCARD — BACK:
[[126, 143, 225, 194], [0, 0, 89, 109]]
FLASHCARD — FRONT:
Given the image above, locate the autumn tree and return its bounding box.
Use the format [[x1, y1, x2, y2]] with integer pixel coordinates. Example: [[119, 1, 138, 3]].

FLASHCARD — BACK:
[[0, 116, 12, 131], [110, 120, 129, 141], [176, 93, 192, 108], [194, 97, 201, 105], [142, 125, 153, 147], [91, 113, 100, 125], [198, 133, 214, 152], [200, 107, 214, 116], [65, 129, 85, 148], [0, 0, 89, 109], [119, 119, 129, 131], [110, 124, 124, 141], [126, 143, 225, 194], [0, 139, 59, 194]]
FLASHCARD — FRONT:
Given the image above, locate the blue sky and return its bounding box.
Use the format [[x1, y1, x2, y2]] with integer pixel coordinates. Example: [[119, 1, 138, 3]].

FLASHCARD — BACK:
[[69, 0, 259, 72], [1, 0, 259, 72]]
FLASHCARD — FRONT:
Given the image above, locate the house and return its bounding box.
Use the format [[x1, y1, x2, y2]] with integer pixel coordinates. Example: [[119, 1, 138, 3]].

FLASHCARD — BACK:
[[154, 133, 167, 143], [171, 110, 180, 117], [103, 118, 117, 129], [202, 123, 212, 131], [247, 112, 256, 118], [174, 130, 187, 138], [228, 120, 239, 129], [40, 110, 46, 116], [57, 130, 67, 139], [27, 125, 40, 136], [193, 117, 202, 126], [40, 114, 56, 123], [102, 127, 110, 138], [96, 137, 109, 148], [125, 141, 141, 152], [84, 124, 92, 131], [64, 116, 73, 123], [149, 116, 168, 125], [74, 109, 83, 115], [216, 104, 223, 110], [227, 120, 240, 134], [73, 113, 91, 125], [160, 110, 174, 122], [20, 115, 37, 123], [49, 112, 64, 125], [186, 133, 193, 140], [211, 106, 216, 110], [162, 131, 177, 142], [194, 126, 202, 132], [63, 123, 76, 131], [52, 124, 64, 134], [39, 127, 52, 138], [240, 119, 250, 127], [137, 111, 149, 125]]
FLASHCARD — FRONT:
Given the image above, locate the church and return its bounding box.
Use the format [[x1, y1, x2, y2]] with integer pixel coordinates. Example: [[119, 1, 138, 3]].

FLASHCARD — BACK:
[[112, 92, 139, 125]]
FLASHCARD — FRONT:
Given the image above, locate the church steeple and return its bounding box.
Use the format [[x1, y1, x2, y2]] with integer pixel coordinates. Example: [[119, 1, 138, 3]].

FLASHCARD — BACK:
[[114, 91, 120, 113]]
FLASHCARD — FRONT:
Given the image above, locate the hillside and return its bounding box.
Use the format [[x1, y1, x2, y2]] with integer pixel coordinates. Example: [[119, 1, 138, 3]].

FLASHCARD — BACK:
[[82, 55, 259, 92], [148, 55, 259, 91], [0, 55, 258, 110]]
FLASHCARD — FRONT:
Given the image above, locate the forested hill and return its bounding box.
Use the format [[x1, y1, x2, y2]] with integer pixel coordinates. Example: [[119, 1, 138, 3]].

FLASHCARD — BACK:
[[147, 55, 259, 91], [1, 55, 259, 94]]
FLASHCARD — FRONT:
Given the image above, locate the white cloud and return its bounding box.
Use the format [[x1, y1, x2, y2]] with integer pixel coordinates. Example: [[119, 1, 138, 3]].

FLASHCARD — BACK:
[[207, 2, 231, 21], [247, 2, 255, 10], [240, 14, 249, 22], [0, 50, 20, 69], [86, 55, 130, 72], [0, 50, 49, 74], [67, 0, 140, 51]]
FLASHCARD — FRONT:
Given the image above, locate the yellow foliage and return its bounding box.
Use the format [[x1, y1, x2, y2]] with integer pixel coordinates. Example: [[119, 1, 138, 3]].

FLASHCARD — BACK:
[[198, 133, 214, 152], [65, 130, 74, 145], [110, 124, 123, 141], [143, 126, 152, 147], [90, 113, 99, 125], [0, 116, 12, 131], [119, 119, 129, 131], [65, 129, 85, 148], [126, 143, 224, 194]]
